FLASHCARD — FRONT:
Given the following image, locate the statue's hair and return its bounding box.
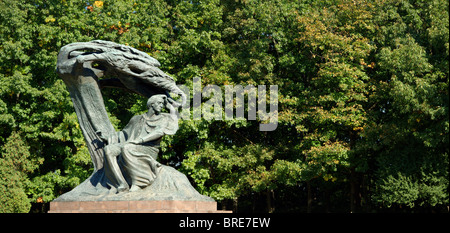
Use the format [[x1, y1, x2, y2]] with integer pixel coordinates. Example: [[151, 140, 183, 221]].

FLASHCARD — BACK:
[[147, 94, 167, 109]]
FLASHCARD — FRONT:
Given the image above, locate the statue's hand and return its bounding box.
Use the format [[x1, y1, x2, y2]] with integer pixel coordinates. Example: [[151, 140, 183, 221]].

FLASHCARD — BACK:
[[127, 140, 140, 145], [96, 130, 109, 144]]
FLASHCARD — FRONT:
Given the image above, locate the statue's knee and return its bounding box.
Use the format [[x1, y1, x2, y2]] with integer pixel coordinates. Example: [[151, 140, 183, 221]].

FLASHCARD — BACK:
[[104, 145, 120, 159], [121, 143, 133, 154]]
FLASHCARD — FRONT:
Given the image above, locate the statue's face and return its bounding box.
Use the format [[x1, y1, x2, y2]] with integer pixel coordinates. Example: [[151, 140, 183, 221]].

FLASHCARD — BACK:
[[151, 97, 165, 113]]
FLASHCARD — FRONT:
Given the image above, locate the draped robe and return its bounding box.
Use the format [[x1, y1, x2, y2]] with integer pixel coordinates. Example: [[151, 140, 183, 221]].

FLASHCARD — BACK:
[[103, 112, 178, 191]]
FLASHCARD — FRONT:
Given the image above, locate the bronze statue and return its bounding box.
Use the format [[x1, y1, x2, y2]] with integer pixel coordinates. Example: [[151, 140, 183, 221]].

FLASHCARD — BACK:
[[53, 40, 212, 202]]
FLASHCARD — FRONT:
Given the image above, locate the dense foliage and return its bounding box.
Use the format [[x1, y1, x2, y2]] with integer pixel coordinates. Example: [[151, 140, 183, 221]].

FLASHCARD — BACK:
[[0, 0, 448, 213]]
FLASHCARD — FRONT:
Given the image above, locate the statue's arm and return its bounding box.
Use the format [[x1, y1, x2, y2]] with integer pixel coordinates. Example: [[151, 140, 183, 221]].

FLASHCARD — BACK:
[[128, 115, 174, 145], [96, 130, 126, 145], [165, 98, 178, 116], [97, 116, 139, 145], [135, 130, 165, 144]]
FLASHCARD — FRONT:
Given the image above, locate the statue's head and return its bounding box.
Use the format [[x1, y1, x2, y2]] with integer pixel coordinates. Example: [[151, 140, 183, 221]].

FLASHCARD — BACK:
[[147, 94, 167, 114]]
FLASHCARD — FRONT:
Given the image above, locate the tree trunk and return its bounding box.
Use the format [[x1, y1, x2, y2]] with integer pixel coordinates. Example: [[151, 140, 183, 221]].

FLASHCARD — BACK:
[[324, 188, 330, 213], [307, 181, 312, 213], [266, 189, 275, 213], [233, 197, 238, 213], [221, 200, 227, 211], [350, 178, 356, 213], [350, 168, 360, 213]]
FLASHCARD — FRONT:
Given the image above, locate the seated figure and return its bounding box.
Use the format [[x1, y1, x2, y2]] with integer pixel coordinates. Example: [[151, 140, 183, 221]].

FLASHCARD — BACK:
[[97, 94, 178, 193]]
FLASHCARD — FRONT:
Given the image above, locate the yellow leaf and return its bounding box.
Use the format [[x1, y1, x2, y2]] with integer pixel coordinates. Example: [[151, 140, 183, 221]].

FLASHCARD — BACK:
[[45, 16, 56, 23], [359, 58, 367, 66], [93, 1, 103, 8]]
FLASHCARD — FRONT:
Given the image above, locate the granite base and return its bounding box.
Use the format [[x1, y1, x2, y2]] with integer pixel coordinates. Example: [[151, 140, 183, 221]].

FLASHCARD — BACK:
[[48, 200, 232, 213]]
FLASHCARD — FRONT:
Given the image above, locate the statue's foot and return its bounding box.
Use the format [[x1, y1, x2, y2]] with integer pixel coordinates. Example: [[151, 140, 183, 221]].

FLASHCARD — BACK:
[[129, 185, 142, 192], [117, 185, 129, 193], [108, 188, 117, 194]]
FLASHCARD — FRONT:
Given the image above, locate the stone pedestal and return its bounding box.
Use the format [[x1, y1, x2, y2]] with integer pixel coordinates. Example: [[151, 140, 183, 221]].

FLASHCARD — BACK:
[[48, 200, 232, 213]]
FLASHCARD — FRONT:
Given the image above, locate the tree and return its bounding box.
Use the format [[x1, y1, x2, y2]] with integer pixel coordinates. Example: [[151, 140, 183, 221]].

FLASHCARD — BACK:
[[360, 0, 449, 210], [0, 132, 39, 213]]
